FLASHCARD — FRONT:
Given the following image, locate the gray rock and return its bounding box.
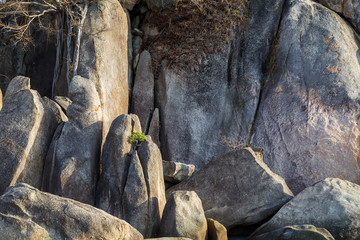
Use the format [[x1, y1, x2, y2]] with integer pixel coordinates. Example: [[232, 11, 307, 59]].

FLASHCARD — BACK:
[[42, 76, 102, 205], [250, 225, 335, 240], [148, 108, 161, 147], [145, 238, 192, 240], [133, 36, 143, 62], [0, 76, 57, 194], [163, 160, 195, 183], [54, 96, 72, 113], [251, 178, 360, 240], [0, 89, 2, 111], [317, 0, 360, 32], [123, 152, 149, 236], [0, 183, 143, 240], [96, 114, 142, 217], [131, 50, 154, 132], [120, 0, 139, 11], [43, 96, 68, 123], [138, 138, 167, 237], [146, 0, 178, 11], [156, 32, 246, 170], [251, 0, 360, 194], [159, 191, 208, 240], [207, 218, 228, 240], [167, 148, 294, 228], [78, 0, 129, 146]]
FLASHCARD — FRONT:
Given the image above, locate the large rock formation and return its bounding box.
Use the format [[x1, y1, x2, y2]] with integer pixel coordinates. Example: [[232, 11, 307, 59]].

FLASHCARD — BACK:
[[159, 191, 208, 240], [77, 0, 129, 145], [96, 114, 142, 218], [0, 183, 143, 239], [251, 0, 360, 194], [97, 115, 165, 237], [251, 178, 360, 240], [0, 76, 57, 194], [250, 225, 335, 240], [167, 148, 294, 228], [42, 76, 102, 205]]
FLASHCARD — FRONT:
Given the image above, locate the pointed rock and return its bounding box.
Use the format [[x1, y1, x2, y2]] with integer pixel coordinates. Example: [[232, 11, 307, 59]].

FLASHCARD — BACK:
[[123, 152, 149, 236], [0, 76, 58, 193], [167, 148, 294, 228], [148, 108, 161, 147], [159, 191, 208, 240], [138, 137, 167, 237], [131, 50, 154, 133], [96, 114, 142, 217], [42, 75, 102, 205], [43, 96, 68, 123]]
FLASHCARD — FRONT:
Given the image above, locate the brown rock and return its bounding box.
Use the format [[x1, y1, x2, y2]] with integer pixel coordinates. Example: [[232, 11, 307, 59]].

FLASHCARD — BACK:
[[207, 218, 228, 240]]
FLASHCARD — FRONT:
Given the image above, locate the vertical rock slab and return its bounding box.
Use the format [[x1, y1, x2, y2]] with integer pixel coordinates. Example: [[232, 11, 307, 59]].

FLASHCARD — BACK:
[[138, 138, 167, 237], [250, 178, 360, 240], [42, 76, 102, 205], [0, 76, 57, 194], [159, 191, 208, 240], [78, 0, 129, 145], [251, 0, 360, 193], [96, 114, 141, 217], [0, 183, 143, 239], [131, 50, 154, 132], [123, 152, 149, 236], [207, 218, 228, 240], [43, 96, 68, 123], [148, 108, 161, 147], [167, 148, 294, 228]]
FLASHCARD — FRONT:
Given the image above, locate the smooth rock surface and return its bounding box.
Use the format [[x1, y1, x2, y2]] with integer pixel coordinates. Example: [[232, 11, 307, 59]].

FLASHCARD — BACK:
[[163, 160, 195, 183], [317, 0, 360, 32], [251, 0, 360, 194], [131, 50, 154, 133], [138, 138, 167, 237], [159, 191, 208, 240], [78, 0, 129, 145], [96, 114, 141, 217], [251, 178, 360, 240], [0, 183, 143, 240], [0, 76, 57, 193], [167, 148, 294, 228], [42, 76, 102, 205], [207, 218, 228, 240], [250, 225, 335, 240]]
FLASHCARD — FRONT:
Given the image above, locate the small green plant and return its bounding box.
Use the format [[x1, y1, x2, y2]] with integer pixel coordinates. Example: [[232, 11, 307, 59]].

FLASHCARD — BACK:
[[129, 132, 147, 144], [232, 9, 239, 15], [246, 142, 251, 147], [239, 99, 246, 111]]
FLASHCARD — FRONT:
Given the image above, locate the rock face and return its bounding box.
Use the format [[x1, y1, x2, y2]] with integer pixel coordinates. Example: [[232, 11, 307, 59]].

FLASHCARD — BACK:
[[131, 50, 154, 133], [42, 75, 102, 205], [163, 160, 195, 183], [167, 148, 294, 228], [252, 178, 360, 240], [146, 0, 178, 10], [317, 0, 360, 32], [77, 0, 129, 145], [251, 0, 360, 194], [148, 108, 161, 147], [207, 218, 228, 240], [0, 76, 57, 194], [250, 225, 335, 240], [0, 183, 143, 240], [159, 191, 208, 240], [96, 114, 142, 218]]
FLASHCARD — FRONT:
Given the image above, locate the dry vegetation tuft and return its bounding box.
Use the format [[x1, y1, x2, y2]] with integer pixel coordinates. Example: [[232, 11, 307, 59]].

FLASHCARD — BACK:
[[144, 0, 251, 72]]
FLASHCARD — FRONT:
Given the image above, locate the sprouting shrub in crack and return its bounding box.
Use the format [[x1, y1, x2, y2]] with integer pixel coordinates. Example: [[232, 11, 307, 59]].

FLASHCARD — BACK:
[[130, 131, 147, 145]]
